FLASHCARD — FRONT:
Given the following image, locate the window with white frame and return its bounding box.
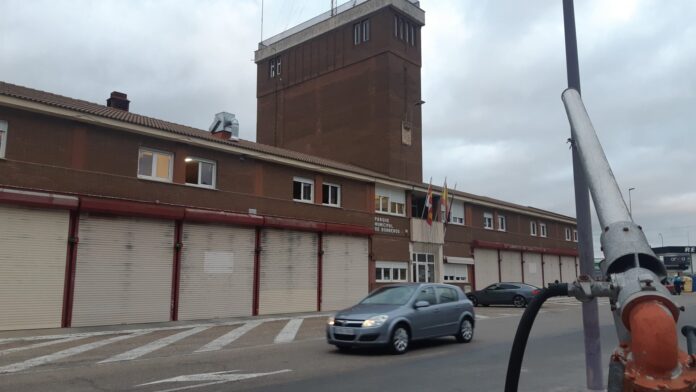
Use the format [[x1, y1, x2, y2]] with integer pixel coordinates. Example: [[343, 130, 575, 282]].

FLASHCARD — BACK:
[[565, 227, 572, 241], [138, 148, 173, 182], [443, 263, 469, 283], [376, 261, 408, 282], [354, 19, 370, 45], [269, 56, 281, 78], [449, 200, 465, 225], [412, 253, 435, 283], [498, 215, 507, 232], [185, 157, 216, 188], [0, 120, 7, 158], [375, 184, 405, 216], [573, 229, 578, 242], [483, 212, 494, 230], [540, 222, 548, 237], [293, 177, 314, 202], [322, 183, 340, 207], [530, 221, 538, 236]]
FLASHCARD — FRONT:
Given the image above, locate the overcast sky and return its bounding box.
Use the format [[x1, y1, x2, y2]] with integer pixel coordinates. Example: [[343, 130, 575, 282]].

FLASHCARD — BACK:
[[1, 0, 694, 254]]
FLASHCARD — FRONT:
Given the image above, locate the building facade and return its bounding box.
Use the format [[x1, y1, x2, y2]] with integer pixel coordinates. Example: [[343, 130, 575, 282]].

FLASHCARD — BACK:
[[0, 0, 578, 332]]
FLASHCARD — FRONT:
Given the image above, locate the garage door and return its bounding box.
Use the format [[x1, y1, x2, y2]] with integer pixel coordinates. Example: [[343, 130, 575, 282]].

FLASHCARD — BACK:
[[561, 256, 577, 283], [259, 229, 317, 315], [178, 223, 255, 320], [500, 251, 522, 282], [474, 248, 499, 289], [72, 214, 174, 327], [543, 255, 561, 287], [0, 205, 69, 331], [321, 235, 369, 311], [523, 252, 543, 288]]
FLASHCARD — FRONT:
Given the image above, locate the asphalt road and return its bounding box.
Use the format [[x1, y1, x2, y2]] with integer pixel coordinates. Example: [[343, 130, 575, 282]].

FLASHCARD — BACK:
[[1, 295, 695, 392]]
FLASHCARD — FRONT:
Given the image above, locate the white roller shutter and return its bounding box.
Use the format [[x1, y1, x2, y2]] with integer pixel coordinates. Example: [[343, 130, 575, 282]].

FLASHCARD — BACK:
[[178, 223, 255, 320], [259, 229, 317, 315], [543, 255, 561, 287], [0, 205, 69, 331], [523, 252, 543, 288], [321, 235, 368, 311], [72, 214, 174, 327], [561, 256, 577, 283], [500, 250, 522, 282], [474, 248, 499, 289]]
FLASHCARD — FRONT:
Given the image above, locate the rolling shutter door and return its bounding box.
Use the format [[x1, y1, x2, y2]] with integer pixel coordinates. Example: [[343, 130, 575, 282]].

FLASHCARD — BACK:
[[72, 214, 173, 327], [500, 251, 522, 282], [0, 205, 69, 331], [259, 229, 317, 315], [561, 256, 577, 283], [321, 235, 369, 311], [543, 255, 561, 287], [178, 223, 255, 320], [474, 248, 499, 289], [523, 252, 543, 288]]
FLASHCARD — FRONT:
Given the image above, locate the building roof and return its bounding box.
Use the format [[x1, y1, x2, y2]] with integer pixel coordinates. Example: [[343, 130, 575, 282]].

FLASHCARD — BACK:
[[0, 81, 575, 223]]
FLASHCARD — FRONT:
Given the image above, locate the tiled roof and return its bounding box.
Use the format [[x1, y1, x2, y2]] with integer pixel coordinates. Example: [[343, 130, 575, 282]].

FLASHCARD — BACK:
[[0, 81, 576, 222]]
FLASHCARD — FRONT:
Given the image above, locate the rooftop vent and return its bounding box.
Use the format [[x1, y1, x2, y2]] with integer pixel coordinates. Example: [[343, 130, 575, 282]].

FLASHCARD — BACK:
[[106, 91, 130, 111], [208, 112, 240, 141]]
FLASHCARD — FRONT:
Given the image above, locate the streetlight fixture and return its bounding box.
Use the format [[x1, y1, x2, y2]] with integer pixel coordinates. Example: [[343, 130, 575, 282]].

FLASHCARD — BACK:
[[658, 233, 664, 248], [628, 187, 636, 219]]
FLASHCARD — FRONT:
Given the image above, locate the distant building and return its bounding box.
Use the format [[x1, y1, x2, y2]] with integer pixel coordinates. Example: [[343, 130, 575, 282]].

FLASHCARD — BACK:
[[653, 246, 696, 274]]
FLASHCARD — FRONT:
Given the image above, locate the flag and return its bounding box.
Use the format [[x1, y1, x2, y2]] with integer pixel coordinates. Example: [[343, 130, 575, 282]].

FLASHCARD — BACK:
[[441, 178, 449, 224], [425, 179, 433, 226]]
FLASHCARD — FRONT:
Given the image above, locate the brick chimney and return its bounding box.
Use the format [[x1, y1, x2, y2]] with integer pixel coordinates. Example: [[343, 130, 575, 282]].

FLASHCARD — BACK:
[[106, 91, 130, 111]]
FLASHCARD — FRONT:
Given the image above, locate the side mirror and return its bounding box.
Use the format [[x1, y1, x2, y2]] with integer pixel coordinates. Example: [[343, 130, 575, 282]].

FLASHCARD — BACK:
[[414, 300, 430, 308]]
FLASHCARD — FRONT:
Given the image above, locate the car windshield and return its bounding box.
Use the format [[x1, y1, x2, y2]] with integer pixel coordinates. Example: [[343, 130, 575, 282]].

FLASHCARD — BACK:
[[360, 286, 417, 305]]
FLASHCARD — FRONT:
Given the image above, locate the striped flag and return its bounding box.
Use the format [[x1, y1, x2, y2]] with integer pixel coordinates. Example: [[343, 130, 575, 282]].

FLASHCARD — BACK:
[[425, 179, 433, 226]]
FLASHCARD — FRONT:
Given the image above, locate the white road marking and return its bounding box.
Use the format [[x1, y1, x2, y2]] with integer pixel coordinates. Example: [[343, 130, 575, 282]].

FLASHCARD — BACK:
[[100, 326, 210, 364], [474, 314, 490, 320], [137, 369, 291, 392], [274, 319, 303, 344], [0, 336, 85, 357], [195, 321, 263, 353], [0, 332, 147, 374]]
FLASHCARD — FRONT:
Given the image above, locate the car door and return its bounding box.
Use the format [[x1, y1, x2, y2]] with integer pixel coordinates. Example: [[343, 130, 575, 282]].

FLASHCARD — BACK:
[[409, 285, 440, 339], [499, 284, 520, 304], [485, 284, 507, 304], [479, 284, 498, 304], [435, 286, 461, 335]]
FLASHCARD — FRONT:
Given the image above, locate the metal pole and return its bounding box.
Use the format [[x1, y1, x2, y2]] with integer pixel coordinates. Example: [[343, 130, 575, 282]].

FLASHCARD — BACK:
[[562, 1, 604, 390], [628, 187, 635, 219], [659, 233, 664, 248]]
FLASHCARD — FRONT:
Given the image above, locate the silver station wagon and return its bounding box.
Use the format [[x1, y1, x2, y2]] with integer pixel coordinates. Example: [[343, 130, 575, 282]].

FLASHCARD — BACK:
[[326, 283, 475, 354]]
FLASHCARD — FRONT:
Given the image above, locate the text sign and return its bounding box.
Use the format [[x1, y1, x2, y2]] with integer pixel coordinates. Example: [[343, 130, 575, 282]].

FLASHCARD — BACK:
[[374, 216, 401, 235]]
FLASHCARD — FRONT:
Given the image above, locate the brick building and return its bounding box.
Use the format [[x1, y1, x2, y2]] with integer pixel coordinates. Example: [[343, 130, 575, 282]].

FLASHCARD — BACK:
[[0, 0, 577, 331]]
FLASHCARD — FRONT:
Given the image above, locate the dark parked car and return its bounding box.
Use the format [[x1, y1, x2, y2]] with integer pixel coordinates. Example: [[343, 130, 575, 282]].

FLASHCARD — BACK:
[[326, 283, 475, 354], [466, 282, 541, 308]]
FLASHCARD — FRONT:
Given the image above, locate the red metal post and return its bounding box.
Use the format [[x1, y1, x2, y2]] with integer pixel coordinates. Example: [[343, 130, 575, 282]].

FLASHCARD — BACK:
[[170, 220, 183, 321], [317, 232, 323, 312], [61, 210, 80, 328], [252, 227, 261, 316]]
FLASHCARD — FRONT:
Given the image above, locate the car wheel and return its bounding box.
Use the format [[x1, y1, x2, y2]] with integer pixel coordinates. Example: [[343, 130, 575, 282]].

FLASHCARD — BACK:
[[469, 295, 479, 307], [455, 318, 474, 343], [513, 295, 527, 308], [390, 325, 410, 355]]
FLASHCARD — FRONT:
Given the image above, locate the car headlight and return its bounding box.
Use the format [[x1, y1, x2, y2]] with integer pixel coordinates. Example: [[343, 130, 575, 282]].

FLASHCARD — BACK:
[[362, 315, 389, 328], [327, 316, 335, 326]]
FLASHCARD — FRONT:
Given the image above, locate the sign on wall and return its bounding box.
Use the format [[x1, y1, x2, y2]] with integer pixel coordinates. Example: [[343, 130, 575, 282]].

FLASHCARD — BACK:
[[374, 216, 401, 235]]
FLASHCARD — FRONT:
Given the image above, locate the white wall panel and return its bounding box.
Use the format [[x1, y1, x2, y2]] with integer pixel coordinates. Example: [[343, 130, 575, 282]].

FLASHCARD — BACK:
[[523, 252, 544, 288], [0, 205, 68, 330], [500, 250, 522, 282], [561, 256, 577, 283], [321, 235, 368, 311], [543, 255, 561, 287], [474, 248, 499, 289]]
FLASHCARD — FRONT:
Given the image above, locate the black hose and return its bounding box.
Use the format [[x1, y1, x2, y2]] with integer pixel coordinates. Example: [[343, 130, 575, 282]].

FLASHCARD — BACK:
[[504, 283, 569, 392]]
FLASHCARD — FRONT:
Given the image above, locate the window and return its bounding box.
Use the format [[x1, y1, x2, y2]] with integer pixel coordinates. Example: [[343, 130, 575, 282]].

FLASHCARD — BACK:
[[354, 19, 370, 45], [415, 286, 437, 304], [573, 229, 578, 242], [483, 212, 494, 230], [498, 215, 507, 232], [138, 148, 173, 182], [530, 221, 538, 236], [449, 200, 465, 225], [409, 24, 416, 46], [353, 23, 361, 45], [540, 222, 547, 238], [395, 16, 417, 46], [394, 15, 398, 37], [0, 120, 7, 158], [412, 253, 435, 283], [376, 261, 408, 282], [322, 183, 340, 207], [436, 287, 459, 303], [443, 263, 469, 283], [375, 184, 406, 216], [269, 56, 281, 78], [293, 177, 314, 202], [565, 228, 572, 241], [362, 19, 370, 42], [185, 157, 216, 188]]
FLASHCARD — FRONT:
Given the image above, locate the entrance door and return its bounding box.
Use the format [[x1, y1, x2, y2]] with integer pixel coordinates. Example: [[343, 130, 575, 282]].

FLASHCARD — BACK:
[[412, 253, 435, 283]]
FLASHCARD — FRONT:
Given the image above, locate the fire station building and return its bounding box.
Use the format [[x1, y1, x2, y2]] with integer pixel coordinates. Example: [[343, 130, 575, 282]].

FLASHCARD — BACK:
[[0, 0, 577, 331]]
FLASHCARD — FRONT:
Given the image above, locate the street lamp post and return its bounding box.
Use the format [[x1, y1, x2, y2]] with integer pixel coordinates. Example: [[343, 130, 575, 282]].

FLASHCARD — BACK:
[[658, 233, 664, 248], [628, 187, 636, 219]]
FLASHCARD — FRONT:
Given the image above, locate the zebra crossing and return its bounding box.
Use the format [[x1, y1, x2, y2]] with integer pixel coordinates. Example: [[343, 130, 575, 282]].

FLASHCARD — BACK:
[[0, 315, 323, 375], [544, 297, 611, 306]]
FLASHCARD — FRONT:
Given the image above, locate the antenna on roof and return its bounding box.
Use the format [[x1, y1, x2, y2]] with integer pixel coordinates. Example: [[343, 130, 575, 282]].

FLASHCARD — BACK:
[[260, 0, 264, 42], [331, 0, 337, 16]]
